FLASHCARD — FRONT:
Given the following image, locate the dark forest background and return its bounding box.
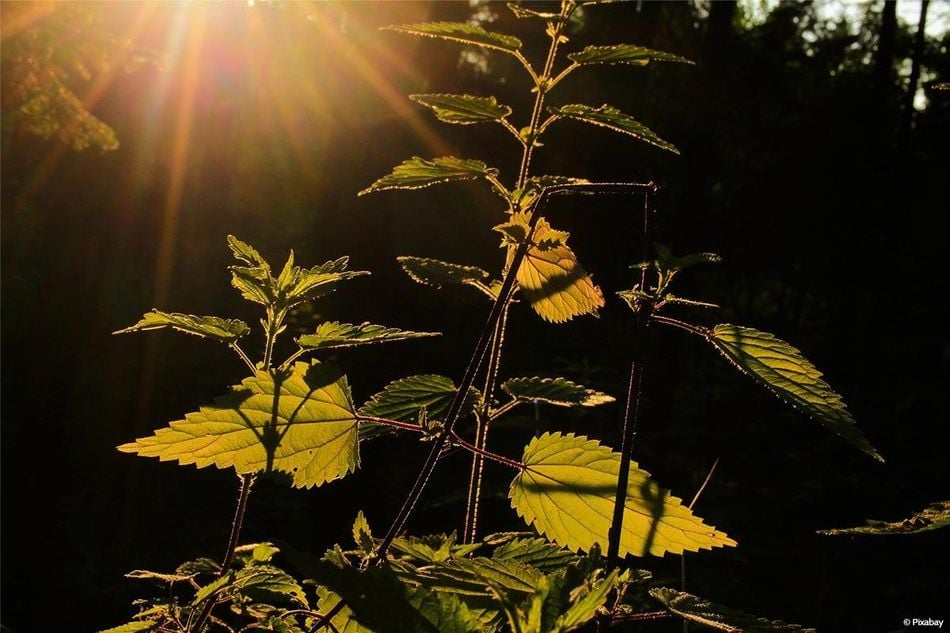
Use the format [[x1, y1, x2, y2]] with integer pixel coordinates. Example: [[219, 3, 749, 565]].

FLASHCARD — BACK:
[[2, 1, 948, 631]]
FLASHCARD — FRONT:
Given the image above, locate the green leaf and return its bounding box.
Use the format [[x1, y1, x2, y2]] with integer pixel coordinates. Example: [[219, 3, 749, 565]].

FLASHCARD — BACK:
[[391, 532, 482, 564], [650, 588, 815, 632], [553, 570, 619, 632], [408, 588, 484, 633], [125, 569, 194, 583], [118, 361, 359, 488], [818, 501, 950, 536], [228, 235, 270, 268], [194, 573, 234, 605], [314, 587, 372, 633], [283, 257, 370, 307], [422, 557, 546, 596], [397, 256, 493, 297], [360, 157, 499, 195], [384, 22, 522, 53], [98, 622, 159, 633], [411, 94, 512, 125], [548, 104, 678, 154], [233, 564, 308, 607], [518, 241, 605, 323], [507, 3, 561, 19], [352, 511, 376, 554], [114, 310, 249, 343], [492, 538, 576, 574], [359, 375, 481, 439], [568, 44, 692, 66], [501, 377, 614, 408], [707, 324, 883, 461], [509, 433, 736, 557], [298, 321, 439, 351]]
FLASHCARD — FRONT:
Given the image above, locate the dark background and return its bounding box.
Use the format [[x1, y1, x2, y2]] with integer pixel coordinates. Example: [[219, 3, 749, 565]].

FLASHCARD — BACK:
[[2, 2, 948, 631]]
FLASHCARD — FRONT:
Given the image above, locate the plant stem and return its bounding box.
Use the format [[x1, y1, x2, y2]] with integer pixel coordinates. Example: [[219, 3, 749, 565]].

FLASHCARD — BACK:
[[230, 342, 257, 374], [605, 189, 656, 571], [189, 473, 256, 633], [463, 301, 509, 543], [451, 432, 525, 471], [515, 1, 574, 189], [651, 314, 709, 337]]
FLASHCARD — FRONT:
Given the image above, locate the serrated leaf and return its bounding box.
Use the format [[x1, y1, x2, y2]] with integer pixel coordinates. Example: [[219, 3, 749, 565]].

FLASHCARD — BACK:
[[510, 433, 736, 557], [359, 375, 480, 439], [409, 588, 484, 633], [707, 324, 882, 461], [352, 511, 376, 554], [507, 3, 561, 19], [361, 157, 498, 195], [194, 573, 234, 605], [99, 622, 158, 633], [548, 104, 678, 154], [115, 310, 249, 343], [512, 176, 592, 212], [411, 94, 512, 125], [518, 242, 604, 323], [228, 235, 270, 268], [492, 538, 577, 573], [391, 533, 482, 564], [385, 22, 522, 53], [553, 570, 619, 632], [568, 44, 692, 66], [284, 257, 369, 307], [118, 361, 359, 488], [501, 377, 614, 408], [311, 561, 439, 633], [650, 588, 815, 632], [397, 257, 492, 296], [298, 321, 439, 351], [818, 501, 950, 536], [422, 557, 545, 597], [125, 569, 194, 583], [233, 564, 308, 607]]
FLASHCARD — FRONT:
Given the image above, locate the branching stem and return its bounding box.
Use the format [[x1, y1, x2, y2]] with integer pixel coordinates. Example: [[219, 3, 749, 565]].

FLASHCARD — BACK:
[[230, 342, 257, 374]]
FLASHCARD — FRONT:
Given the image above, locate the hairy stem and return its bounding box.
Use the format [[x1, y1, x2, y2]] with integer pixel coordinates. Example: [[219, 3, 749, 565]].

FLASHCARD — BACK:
[[463, 303, 510, 543], [189, 474, 256, 633], [230, 342, 257, 374]]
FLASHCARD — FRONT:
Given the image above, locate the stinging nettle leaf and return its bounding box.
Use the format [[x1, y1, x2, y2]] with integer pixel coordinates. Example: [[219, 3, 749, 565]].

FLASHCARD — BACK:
[[507, 3, 561, 19], [707, 324, 883, 462], [411, 94, 512, 125], [650, 588, 815, 633], [99, 622, 159, 633], [398, 257, 492, 295], [384, 22, 522, 53], [118, 361, 359, 488], [818, 500, 950, 536], [298, 321, 439, 351], [548, 104, 679, 154], [228, 235, 270, 269], [114, 310, 249, 343], [509, 433, 736, 557], [361, 157, 499, 196], [517, 240, 605, 323], [568, 44, 693, 67], [502, 377, 614, 408], [359, 375, 480, 431]]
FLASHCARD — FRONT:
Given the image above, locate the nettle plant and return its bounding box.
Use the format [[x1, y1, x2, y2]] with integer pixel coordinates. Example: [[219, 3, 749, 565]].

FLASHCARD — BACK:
[[107, 3, 884, 632]]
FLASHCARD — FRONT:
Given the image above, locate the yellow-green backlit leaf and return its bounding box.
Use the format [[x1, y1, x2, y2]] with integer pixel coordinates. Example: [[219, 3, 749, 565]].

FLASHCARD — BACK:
[[509, 433, 736, 557], [707, 324, 883, 461], [384, 22, 522, 53], [118, 361, 358, 488], [818, 501, 950, 536], [548, 104, 678, 154], [98, 622, 159, 633], [518, 243, 604, 323], [501, 377, 614, 408], [114, 310, 249, 343], [568, 44, 693, 66], [298, 321, 438, 350], [359, 375, 481, 440], [411, 94, 512, 125], [360, 157, 498, 195], [650, 588, 815, 632]]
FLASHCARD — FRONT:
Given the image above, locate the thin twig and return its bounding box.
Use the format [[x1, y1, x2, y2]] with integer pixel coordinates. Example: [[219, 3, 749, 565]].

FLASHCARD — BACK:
[[450, 432, 525, 471], [652, 314, 709, 337]]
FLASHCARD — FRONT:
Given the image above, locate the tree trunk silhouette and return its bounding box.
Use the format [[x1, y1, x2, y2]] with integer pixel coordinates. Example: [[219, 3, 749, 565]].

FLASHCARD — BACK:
[[901, 0, 930, 140], [874, 0, 897, 92]]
